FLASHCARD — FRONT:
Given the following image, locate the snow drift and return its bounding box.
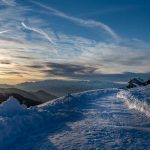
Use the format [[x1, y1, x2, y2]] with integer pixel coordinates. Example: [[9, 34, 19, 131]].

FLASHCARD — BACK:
[[0, 86, 150, 149], [117, 85, 150, 117], [0, 96, 26, 116], [0, 89, 117, 149]]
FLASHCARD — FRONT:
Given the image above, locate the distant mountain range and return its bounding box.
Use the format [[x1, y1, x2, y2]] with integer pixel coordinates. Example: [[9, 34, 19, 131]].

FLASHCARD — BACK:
[[16, 80, 125, 96], [1, 72, 149, 97], [0, 77, 149, 107], [0, 88, 57, 107]]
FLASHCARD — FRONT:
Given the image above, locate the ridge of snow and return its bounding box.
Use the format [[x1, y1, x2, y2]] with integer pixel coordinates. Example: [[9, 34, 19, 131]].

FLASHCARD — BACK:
[[117, 85, 150, 117]]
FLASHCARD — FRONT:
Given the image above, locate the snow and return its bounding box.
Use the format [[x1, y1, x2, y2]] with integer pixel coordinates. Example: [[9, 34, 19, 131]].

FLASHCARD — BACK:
[[117, 85, 150, 117], [0, 96, 26, 116], [0, 86, 150, 149]]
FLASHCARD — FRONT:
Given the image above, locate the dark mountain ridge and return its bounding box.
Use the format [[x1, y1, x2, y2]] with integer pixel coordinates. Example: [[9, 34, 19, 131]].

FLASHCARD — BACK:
[[0, 88, 57, 107]]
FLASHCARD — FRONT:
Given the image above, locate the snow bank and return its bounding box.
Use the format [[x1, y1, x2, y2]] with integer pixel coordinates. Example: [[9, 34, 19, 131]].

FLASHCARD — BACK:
[[0, 96, 26, 116], [39, 88, 118, 108], [0, 88, 118, 149], [117, 85, 150, 117], [0, 87, 149, 149], [0, 97, 40, 149]]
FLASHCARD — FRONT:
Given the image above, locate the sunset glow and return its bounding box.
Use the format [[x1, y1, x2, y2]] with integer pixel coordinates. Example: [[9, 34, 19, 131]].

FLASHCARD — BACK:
[[0, 0, 149, 84]]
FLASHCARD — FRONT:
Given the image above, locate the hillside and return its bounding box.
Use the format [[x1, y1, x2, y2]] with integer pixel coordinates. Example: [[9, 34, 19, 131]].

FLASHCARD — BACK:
[[0, 85, 150, 149], [0, 88, 57, 107], [0, 93, 41, 107], [33, 90, 57, 102]]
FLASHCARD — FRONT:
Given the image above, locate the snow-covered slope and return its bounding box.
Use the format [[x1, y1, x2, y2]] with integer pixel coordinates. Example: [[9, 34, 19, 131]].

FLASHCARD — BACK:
[[117, 85, 150, 117], [0, 86, 150, 150]]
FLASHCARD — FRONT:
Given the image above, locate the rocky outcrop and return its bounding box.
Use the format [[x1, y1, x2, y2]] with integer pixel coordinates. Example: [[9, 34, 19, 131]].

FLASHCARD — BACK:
[[127, 78, 150, 89]]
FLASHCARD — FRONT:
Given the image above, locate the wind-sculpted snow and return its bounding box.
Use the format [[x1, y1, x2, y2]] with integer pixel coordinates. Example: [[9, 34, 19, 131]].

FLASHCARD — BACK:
[[0, 97, 42, 150], [0, 96, 26, 116], [117, 85, 150, 117], [0, 87, 150, 149]]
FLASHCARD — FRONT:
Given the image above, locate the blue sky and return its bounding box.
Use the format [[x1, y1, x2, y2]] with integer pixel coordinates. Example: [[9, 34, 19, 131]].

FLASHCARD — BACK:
[[32, 0, 150, 41], [0, 0, 149, 84]]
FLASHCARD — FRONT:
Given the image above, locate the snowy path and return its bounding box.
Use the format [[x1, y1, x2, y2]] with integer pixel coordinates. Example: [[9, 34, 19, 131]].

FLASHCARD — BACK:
[[1, 88, 150, 150]]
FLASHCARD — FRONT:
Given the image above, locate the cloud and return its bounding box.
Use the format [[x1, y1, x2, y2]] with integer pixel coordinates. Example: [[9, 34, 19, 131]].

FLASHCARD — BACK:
[[0, 30, 10, 34], [0, 71, 20, 75], [74, 41, 150, 72], [0, 0, 149, 83], [27, 61, 150, 81], [15, 56, 37, 60], [21, 22, 55, 45], [1, 0, 16, 6], [0, 60, 11, 64], [44, 62, 97, 77], [32, 1, 119, 40], [27, 64, 44, 69]]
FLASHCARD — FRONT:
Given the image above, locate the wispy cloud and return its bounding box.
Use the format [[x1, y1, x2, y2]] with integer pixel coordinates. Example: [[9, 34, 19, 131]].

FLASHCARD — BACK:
[[0, 30, 10, 34], [46, 62, 97, 76], [0, 0, 149, 83], [21, 22, 55, 45], [1, 0, 16, 6], [0, 59, 11, 64], [32, 1, 120, 40]]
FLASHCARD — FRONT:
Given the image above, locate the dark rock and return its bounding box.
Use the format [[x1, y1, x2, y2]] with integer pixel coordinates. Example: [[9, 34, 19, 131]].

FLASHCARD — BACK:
[[146, 80, 150, 85], [126, 78, 146, 89]]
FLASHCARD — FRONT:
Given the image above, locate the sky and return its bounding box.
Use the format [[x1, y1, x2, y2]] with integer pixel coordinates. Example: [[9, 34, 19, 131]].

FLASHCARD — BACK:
[[0, 0, 150, 84]]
